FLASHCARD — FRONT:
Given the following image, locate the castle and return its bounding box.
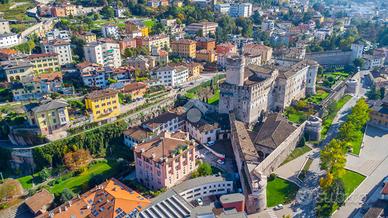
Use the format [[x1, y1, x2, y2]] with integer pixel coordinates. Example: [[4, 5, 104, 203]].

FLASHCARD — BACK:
[[219, 55, 319, 125]]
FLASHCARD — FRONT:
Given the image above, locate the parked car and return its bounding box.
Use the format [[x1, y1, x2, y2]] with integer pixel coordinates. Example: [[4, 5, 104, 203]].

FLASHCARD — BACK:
[[274, 204, 284, 210], [197, 198, 203, 206], [207, 141, 215, 146]]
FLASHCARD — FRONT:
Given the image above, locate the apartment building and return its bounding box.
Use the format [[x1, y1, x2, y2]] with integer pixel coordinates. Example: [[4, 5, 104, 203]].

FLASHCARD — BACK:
[[41, 39, 73, 65], [25, 99, 69, 136], [122, 82, 148, 99], [37, 178, 150, 218], [123, 126, 154, 148], [50, 4, 77, 17], [0, 33, 19, 48], [83, 40, 122, 68], [196, 49, 217, 63], [229, 3, 253, 18], [11, 72, 65, 101], [126, 55, 155, 71], [78, 32, 97, 43], [134, 131, 197, 190], [27, 53, 61, 73], [152, 65, 189, 87], [196, 37, 216, 51], [185, 22, 218, 37], [3, 60, 34, 82], [102, 25, 120, 39], [85, 89, 120, 123], [142, 107, 186, 135], [135, 35, 170, 52], [243, 44, 273, 64], [184, 62, 203, 80], [170, 39, 196, 58], [46, 29, 70, 42]]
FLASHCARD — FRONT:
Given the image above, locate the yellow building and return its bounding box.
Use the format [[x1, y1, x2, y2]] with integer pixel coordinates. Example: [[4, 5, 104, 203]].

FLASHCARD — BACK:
[[26, 100, 70, 136], [85, 89, 120, 123], [196, 49, 217, 63], [80, 32, 97, 43], [125, 21, 149, 37], [171, 39, 196, 58], [184, 62, 203, 80], [27, 53, 61, 74]]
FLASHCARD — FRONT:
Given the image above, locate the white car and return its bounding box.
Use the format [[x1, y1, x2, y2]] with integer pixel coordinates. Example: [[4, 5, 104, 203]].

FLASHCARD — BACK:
[[207, 141, 215, 146], [274, 204, 284, 210], [217, 159, 225, 165], [197, 198, 203, 206]]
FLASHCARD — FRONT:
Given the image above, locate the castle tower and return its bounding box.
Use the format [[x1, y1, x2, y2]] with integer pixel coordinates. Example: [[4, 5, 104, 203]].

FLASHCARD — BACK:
[[225, 55, 245, 86], [306, 60, 319, 95], [351, 43, 364, 61]]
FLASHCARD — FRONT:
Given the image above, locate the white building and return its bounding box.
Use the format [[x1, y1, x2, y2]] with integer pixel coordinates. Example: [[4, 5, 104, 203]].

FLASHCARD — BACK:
[[41, 39, 73, 65], [46, 29, 71, 41], [152, 65, 189, 87], [261, 19, 275, 32], [229, 3, 252, 18], [214, 3, 230, 14], [363, 54, 385, 70], [0, 19, 10, 34], [0, 33, 19, 48], [186, 119, 220, 144], [102, 25, 120, 39], [83, 40, 121, 68]]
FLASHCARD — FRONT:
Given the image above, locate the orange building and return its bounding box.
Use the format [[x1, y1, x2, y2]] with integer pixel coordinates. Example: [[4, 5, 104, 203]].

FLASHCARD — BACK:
[[196, 49, 217, 63], [122, 82, 148, 99], [196, 37, 216, 51], [171, 39, 196, 58], [36, 178, 150, 218]]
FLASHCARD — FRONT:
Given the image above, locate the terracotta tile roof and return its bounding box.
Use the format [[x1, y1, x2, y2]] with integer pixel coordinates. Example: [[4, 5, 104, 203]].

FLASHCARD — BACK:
[[172, 39, 196, 45], [123, 126, 154, 141], [33, 72, 62, 82], [25, 189, 54, 214], [37, 178, 150, 218], [134, 132, 194, 162], [123, 82, 147, 93], [86, 89, 118, 100], [253, 113, 297, 149], [27, 52, 58, 59], [143, 107, 186, 129], [0, 48, 17, 55], [41, 39, 70, 46]]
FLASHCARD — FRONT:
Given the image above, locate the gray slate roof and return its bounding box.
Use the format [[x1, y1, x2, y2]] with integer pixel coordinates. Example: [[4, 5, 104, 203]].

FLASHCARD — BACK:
[[31, 100, 68, 113]]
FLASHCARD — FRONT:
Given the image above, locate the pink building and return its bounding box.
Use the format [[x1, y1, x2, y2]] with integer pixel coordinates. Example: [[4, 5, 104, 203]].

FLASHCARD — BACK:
[[134, 131, 197, 190]]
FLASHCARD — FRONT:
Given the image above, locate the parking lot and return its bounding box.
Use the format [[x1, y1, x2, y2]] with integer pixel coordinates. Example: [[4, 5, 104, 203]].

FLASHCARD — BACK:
[[196, 140, 237, 173]]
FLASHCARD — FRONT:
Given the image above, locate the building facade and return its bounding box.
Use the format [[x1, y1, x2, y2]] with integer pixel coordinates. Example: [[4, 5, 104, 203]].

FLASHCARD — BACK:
[[171, 39, 196, 58], [152, 65, 189, 87], [41, 39, 73, 65], [84, 41, 122, 68], [27, 53, 61, 74], [85, 89, 120, 122], [134, 131, 197, 190]]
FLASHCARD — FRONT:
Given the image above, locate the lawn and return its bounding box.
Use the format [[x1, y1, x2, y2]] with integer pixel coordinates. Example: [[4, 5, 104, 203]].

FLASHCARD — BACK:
[[320, 71, 350, 88], [0, 0, 36, 21], [281, 145, 312, 166], [348, 128, 364, 155], [143, 19, 155, 28], [17, 174, 36, 190], [50, 162, 116, 195], [340, 169, 365, 197], [307, 89, 329, 104], [321, 95, 352, 138], [207, 90, 220, 105], [267, 177, 299, 207]]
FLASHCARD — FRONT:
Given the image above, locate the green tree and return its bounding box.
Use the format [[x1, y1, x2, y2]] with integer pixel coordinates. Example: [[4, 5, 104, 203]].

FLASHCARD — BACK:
[[191, 162, 212, 178], [60, 188, 75, 203], [38, 168, 51, 182], [353, 58, 365, 69], [101, 6, 115, 19], [320, 139, 347, 180], [338, 121, 356, 142], [347, 98, 370, 129]]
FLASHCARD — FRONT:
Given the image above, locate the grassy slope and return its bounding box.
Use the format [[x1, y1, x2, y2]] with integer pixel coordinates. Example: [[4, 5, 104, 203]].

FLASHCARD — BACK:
[[281, 145, 312, 166], [341, 169, 365, 197], [267, 177, 299, 207], [50, 162, 113, 194]]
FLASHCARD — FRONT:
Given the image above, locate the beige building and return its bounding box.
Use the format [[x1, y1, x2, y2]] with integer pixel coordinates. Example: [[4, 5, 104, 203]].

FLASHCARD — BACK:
[[171, 39, 196, 58], [196, 49, 217, 63], [369, 96, 388, 129], [25, 100, 70, 136], [27, 53, 61, 74], [134, 131, 197, 190], [136, 35, 170, 52], [185, 22, 218, 37], [243, 44, 273, 64], [3, 60, 34, 82]]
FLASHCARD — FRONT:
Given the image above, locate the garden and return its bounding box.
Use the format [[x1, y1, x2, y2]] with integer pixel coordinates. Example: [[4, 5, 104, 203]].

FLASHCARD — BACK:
[[318, 71, 350, 89], [185, 74, 225, 105], [266, 175, 299, 207]]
